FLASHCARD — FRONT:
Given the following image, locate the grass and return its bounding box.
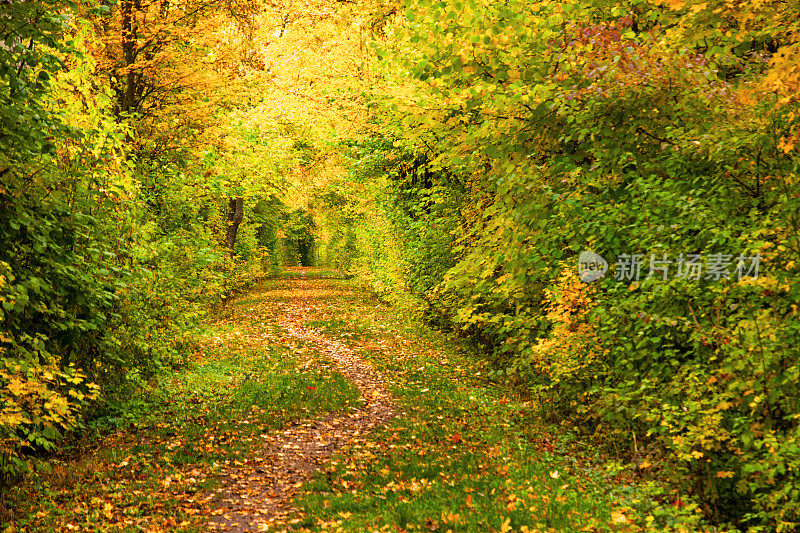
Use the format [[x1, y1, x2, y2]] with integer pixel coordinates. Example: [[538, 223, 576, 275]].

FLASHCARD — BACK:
[[278, 277, 715, 533], [1, 291, 360, 532], [2, 272, 718, 532]]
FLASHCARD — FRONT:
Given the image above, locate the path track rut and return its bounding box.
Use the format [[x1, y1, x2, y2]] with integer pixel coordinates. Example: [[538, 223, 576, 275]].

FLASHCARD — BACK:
[[207, 278, 397, 532]]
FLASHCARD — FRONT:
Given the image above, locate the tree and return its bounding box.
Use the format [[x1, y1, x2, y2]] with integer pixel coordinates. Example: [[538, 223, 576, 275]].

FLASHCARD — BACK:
[[225, 197, 244, 254], [89, 0, 254, 158]]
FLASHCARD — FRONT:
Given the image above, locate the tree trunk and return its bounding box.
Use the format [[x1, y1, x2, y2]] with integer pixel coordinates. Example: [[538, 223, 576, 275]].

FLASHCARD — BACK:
[[225, 197, 244, 255]]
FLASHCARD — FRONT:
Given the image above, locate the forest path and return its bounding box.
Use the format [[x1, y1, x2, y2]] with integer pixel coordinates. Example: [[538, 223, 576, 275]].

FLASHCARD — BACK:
[[207, 272, 398, 532], [200, 270, 644, 533], [4, 270, 672, 532]]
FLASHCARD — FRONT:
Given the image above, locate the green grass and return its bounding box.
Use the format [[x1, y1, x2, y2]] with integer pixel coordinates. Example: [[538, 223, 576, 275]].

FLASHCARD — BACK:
[[284, 279, 715, 533], [2, 315, 360, 531], [2, 273, 718, 532]]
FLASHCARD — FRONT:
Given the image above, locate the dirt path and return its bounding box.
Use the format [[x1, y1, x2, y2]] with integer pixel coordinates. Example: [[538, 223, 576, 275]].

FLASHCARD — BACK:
[[206, 279, 397, 532], [4, 273, 676, 532]]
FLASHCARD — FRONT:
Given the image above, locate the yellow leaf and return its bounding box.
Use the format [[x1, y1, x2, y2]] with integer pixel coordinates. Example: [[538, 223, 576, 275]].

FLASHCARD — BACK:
[[0, 411, 23, 428], [7, 379, 25, 396], [779, 135, 797, 154]]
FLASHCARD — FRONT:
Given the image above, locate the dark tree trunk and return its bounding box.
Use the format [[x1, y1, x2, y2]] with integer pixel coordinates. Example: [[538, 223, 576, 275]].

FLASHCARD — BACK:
[[225, 197, 244, 255]]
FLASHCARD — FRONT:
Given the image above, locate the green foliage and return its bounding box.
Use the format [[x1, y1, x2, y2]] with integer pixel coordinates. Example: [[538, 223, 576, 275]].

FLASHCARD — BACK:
[[282, 209, 318, 267], [334, 0, 800, 529], [316, 140, 387, 286], [0, 0, 260, 483], [319, 139, 462, 312], [0, 0, 120, 481]]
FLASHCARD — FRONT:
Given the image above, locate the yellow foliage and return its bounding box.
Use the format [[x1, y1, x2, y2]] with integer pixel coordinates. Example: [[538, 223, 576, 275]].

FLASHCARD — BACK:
[[0, 354, 97, 464], [763, 43, 800, 153], [528, 268, 604, 383]]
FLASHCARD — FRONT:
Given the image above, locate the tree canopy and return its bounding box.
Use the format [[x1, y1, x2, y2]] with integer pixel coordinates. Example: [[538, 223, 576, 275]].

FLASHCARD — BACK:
[[2, 0, 799, 529]]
